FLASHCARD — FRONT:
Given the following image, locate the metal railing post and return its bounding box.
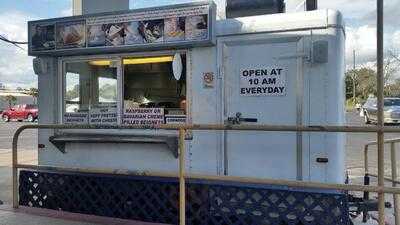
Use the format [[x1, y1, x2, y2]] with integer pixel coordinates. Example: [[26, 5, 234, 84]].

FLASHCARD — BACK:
[[365, 145, 369, 175], [391, 142, 400, 225], [376, 0, 385, 223], [179, 128, 186, 225], [364, 144, 370, 222], [12, 127, 23, 209]]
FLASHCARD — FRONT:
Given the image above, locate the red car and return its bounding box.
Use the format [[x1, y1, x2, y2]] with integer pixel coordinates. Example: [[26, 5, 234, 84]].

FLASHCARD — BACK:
[[2, 104, 38, 122]]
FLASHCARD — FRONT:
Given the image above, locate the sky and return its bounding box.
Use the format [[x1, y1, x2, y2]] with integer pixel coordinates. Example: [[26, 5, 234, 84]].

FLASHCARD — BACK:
[[0, 0, 399, 89]]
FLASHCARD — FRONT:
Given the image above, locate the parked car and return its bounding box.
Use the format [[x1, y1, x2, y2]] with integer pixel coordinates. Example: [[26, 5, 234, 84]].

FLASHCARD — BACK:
[[362, 97, 400, 124], [2, 104, 38, 122]]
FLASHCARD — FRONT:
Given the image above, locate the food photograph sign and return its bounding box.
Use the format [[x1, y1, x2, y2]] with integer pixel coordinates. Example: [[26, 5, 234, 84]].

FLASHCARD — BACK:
[[28, 2, 215, 55]]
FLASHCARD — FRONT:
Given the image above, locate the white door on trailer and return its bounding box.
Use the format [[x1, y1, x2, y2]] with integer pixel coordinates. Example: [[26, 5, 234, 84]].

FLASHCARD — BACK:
[[222, 36, 305, 180]]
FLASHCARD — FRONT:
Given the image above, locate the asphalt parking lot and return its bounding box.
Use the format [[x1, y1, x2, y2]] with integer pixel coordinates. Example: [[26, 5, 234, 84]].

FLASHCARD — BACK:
[[346, 110, 400, 181], [0, 121, 37, 205]]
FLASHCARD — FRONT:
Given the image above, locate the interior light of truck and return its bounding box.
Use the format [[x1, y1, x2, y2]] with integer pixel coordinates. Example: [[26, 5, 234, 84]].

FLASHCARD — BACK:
[[123, 56, 173, 65], [88, 60, 111, 66], [89, 56, 174, 66]]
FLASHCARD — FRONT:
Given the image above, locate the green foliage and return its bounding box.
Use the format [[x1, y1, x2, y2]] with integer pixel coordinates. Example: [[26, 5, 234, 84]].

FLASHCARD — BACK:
[[1, 95, 17, 108], [345, 68, 377, 101], [27, 88, 38, 98], [384, 78, 400, 97], [65, 84, 79, 101]]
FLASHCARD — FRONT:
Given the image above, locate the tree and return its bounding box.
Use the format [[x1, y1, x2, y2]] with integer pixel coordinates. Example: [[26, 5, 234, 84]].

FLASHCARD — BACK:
[[345, 67, 377, 101], [345, 49, 400, 102], [385, 79, 400, 97], [27, 88, 38, 104], [381, 50, 400, 96], [2, 95, 17, 108], [66, 84, 79, 101]]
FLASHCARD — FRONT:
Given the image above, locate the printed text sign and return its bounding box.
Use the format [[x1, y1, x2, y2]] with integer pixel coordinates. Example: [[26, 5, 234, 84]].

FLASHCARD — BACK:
[[240, 67, 286, 96], [123, 108, 164, 125]]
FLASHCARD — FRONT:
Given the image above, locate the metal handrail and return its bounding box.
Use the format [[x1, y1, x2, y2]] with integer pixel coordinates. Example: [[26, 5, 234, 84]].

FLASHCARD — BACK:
[[13, 123, 400, 225], [364, 138, 400, 225]]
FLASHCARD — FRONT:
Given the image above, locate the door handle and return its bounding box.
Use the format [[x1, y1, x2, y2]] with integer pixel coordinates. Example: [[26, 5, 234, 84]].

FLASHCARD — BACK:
[[241, 118, 258, 123], [226, 112, 258, 125]]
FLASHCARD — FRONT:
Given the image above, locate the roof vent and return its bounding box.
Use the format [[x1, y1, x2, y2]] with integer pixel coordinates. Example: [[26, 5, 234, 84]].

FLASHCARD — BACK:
[[226, 0, 285, 18]]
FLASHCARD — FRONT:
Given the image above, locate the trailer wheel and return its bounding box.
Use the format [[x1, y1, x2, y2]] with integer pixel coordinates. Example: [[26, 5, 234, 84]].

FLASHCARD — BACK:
[[2, 114, 9, 122], [27, 114, 34, 122]]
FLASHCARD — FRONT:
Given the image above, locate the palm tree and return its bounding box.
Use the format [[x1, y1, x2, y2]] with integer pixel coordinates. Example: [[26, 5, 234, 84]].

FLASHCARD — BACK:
[[27, 88, 38, 104]]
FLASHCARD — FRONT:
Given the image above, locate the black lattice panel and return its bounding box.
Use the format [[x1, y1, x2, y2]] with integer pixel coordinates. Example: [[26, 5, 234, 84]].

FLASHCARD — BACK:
[[19, 170, 349, 225]]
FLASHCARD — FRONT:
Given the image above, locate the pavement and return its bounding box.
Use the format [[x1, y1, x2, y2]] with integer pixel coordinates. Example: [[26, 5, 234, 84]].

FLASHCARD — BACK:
[[345, 110, 400, 183], [0, 207, 97, 225], [0, 121, 37, 206], [345, 110, 400, 225], [0, 205, 165, 225], [0, 114, 399, 224]]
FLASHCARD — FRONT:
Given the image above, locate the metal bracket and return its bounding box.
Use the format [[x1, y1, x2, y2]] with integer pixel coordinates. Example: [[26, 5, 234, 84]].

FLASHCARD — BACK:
[[49, 136, 66, 153]]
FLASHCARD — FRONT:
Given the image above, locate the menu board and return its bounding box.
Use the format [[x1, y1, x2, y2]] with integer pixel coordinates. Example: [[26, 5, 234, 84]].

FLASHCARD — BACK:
[[165, 115, 187, 124], [29, 2, 215, 55], [123, 108, 164, 125], [89, 107, 118, 125], [64, 113, 89, 124]]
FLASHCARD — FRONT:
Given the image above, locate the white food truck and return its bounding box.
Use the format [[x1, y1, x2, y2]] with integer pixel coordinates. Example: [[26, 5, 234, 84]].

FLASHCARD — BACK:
[[21, 0, 350, 224]]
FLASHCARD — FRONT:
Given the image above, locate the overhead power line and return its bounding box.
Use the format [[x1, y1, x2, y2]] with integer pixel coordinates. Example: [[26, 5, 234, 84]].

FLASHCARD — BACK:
[[388, 50, 400, 63], [0, 34, 28, 51]]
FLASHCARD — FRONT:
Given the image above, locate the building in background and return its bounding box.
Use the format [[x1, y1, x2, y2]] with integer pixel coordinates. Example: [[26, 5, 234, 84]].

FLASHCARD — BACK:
[[0, 88, 36, 110]]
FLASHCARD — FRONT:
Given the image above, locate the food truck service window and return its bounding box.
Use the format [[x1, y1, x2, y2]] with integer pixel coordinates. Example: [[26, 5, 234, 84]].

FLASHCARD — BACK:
[[62, 54, 187, 126], [122, 55, 187, 125], [63, 60, 118, 124]]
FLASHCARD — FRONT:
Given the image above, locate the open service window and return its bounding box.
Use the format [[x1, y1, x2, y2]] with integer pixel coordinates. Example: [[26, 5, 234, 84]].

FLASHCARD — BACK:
[[63, 59, 118, 125], [62, 53, 187, 126], [122, 55, 187, 125]]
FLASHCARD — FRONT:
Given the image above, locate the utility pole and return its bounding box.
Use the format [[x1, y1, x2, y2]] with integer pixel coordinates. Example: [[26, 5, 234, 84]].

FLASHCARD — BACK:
[[352, 50, 356, 105], [376, 0, 385, 224]]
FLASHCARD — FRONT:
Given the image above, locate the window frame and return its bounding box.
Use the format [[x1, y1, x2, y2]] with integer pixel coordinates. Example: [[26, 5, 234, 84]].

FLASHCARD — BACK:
[[58, 50, 190, 134]]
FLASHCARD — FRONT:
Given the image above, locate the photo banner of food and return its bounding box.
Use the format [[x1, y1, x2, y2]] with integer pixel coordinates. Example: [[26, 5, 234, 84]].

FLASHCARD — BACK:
[[31, 24, 55, 51], [124, 21, 144, 45], [105, 23, 125, 46], [30, 3, 214, 54], [87, 24, 106, 47], [164, 17, 186, 42], [56, 20, 86, 49], [139, 19, 164, 44], [185, 15, 208, 41]]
